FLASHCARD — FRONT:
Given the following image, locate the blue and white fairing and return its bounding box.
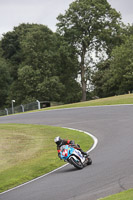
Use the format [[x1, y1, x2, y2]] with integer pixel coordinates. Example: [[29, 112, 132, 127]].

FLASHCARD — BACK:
[[60, 145, 85, 163]]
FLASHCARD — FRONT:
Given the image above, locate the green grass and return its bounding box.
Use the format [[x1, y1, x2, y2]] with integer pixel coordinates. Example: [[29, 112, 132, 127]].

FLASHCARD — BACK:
[[3, 94, 132, 116], [0, 123, 93, 193], [0, 94, 132, 195], [99, 189, 133, 200], [42, 94, 133, 111]]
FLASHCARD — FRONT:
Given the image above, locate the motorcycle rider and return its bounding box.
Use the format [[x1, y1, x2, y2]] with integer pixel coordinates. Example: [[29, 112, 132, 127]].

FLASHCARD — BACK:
[[54, 136, 87, 159]]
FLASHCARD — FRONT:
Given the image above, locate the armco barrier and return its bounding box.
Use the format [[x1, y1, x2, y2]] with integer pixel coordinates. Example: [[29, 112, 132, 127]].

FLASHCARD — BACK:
[[0, 101, 40, 116]]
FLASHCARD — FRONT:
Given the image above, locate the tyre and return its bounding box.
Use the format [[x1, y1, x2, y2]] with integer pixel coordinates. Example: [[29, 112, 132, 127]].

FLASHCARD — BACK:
[[69, 157, 84, 169], [87, 157, 92, 165]]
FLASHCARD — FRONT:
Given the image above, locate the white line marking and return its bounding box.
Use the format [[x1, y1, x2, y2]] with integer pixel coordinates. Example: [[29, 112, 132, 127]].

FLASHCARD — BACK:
[[0, 128, 98, 195], [63, 127, 98, 153]]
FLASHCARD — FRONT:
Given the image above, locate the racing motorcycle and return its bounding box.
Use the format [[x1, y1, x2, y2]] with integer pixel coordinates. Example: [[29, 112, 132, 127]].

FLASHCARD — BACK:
[[60, 145, 92, 169]]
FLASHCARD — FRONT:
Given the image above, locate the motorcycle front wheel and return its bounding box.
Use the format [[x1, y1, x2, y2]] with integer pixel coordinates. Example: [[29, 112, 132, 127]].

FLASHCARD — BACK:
[[69, 157, 84, 169]]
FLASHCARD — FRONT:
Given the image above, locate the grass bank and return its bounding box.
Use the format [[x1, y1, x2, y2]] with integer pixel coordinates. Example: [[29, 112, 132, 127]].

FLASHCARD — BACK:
[[99, 188, 133, 200], [0, 123, 93, 193], [42, 94, 133, 111]]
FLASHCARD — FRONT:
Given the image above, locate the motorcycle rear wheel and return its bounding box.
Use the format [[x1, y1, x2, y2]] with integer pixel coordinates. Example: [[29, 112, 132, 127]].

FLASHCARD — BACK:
[[87, 157, 92, 165]]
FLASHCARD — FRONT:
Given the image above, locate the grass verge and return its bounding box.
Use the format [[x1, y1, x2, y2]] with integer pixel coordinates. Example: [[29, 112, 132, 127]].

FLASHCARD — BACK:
[[0, 123, 93, 193], [42, 94, 133, 111], [99, 189, 133, 200], [2, 94, 132, 116]]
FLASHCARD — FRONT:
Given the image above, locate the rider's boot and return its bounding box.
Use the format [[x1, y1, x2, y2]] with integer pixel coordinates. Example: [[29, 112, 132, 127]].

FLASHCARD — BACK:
[[80, 149, 88, 156]]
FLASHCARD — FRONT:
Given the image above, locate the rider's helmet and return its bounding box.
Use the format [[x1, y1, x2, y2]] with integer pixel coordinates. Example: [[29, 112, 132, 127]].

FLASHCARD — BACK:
[[54, 136, 63, 146]]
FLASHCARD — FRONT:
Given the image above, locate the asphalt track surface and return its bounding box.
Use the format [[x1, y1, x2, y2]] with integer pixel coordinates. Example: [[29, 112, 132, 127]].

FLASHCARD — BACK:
[[0, 105, 133, 200]]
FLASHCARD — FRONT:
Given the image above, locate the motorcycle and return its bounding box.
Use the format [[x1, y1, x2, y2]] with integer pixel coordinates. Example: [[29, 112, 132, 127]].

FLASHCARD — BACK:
[[59, 145, 92, 169]]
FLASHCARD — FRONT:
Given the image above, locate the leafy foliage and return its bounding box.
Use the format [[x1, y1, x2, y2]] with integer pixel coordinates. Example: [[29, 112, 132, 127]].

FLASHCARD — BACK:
[[110, 35, 133, 94], [0, 2, 132, 108], [56, 0, 122, 101], [1, 23, 80, 105], [0, 56, 11, 108], [92, 34, 133, 96]]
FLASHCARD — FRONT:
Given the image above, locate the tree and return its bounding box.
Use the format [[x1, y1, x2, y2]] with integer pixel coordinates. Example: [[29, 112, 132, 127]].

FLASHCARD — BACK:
[[0, 57, 11, 107], [1, 23, 80, 104], [92, 35, 133, 96], [92, 59, 117, 97], [109, 35, 133, 94], [56, 0, 122, 101], [54, 37, 81, 103]]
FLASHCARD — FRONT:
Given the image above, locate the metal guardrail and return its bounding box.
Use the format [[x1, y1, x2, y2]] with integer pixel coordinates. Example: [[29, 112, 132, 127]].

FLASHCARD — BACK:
[[0, 101, 64, 116], [0, 101, 40, 116]]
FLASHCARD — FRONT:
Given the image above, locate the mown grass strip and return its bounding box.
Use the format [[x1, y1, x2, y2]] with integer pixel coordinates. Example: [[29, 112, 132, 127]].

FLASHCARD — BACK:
[[2, 94, 132, 116], [43, 94, 133, 111], [0, 123, 93, 193], [99, 188, 133, 200]]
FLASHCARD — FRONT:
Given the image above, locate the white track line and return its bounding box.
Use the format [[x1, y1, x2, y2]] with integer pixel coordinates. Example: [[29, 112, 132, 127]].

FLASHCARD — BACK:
[[0, 128, 98, 195], [64, 127, 98, 153]]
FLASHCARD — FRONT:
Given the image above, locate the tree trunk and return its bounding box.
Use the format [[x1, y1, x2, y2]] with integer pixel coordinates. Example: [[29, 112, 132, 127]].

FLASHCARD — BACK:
[[81, 65, 86, 101], [80, 47, 86, 101]]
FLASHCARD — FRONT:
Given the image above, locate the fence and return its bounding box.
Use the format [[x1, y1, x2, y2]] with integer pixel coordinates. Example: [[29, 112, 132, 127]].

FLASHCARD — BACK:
[[0, 101, 40, 116]]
